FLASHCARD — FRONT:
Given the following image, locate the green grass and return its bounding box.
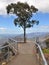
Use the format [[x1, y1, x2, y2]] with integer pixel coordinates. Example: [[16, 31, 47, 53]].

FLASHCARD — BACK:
[[42, 49, 49, 54]]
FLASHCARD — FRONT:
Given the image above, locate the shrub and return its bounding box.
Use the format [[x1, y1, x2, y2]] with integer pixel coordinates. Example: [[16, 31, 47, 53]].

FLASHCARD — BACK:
[[45, 39, 49, 48]]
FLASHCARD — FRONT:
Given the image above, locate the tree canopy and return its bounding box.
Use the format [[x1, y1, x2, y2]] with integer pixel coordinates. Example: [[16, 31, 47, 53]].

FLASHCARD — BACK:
[[6, 2, 39, 28]]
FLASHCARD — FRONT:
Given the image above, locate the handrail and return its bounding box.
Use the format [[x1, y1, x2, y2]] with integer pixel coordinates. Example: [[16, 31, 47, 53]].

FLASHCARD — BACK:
[[0, 39, 18, 63], [9, 38, 24, 43], [0, 38, 18, 54], [8, 38, 18, 52], [35, 43, 48, 65], [8, 42, 18, 53], [0, 45, 9, 49]]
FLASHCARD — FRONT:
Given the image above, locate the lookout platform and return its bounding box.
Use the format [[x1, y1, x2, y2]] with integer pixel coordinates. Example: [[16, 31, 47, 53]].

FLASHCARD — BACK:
[[7, 40, 39, 65]]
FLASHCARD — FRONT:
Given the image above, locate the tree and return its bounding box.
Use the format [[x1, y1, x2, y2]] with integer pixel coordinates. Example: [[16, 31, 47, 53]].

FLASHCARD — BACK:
[[6, 2, 39, 43]]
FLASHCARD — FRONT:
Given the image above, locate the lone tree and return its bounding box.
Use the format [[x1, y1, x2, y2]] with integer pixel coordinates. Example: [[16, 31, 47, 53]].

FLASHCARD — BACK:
[[6, 2, 39, 43]]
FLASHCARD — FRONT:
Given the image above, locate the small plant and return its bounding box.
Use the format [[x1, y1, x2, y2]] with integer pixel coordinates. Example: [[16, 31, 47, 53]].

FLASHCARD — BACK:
[[45, 39, 49, 48], [42, 48, 49, 54]]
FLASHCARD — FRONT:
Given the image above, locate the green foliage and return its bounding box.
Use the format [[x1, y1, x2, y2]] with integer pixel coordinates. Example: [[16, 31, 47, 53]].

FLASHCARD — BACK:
[[45, 39, 49, 42], [1, 42, 9, 52], [42, 49, 49, 54], [6, 2, 39, 28], [45, 39, 49, 48]]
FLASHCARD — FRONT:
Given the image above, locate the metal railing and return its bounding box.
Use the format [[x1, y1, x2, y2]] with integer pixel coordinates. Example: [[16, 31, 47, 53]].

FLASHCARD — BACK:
[[0, 38, 48, 65], [35, 43, 48, 65], [9, 38, 48, 65], [0, 39, 18, 65], [0, 45, 10, 65], [8, 39, 18, 54]]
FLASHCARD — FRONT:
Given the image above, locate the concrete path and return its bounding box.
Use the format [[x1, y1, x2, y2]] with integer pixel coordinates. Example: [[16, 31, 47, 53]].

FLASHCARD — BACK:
[[7, 54, 38, 65], [7, 40, 39, 65]]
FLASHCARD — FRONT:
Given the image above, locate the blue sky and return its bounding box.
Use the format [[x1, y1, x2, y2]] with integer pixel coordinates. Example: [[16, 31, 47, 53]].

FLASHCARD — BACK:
[[0, 12, 49, 34], [0, 0, 49, 34]]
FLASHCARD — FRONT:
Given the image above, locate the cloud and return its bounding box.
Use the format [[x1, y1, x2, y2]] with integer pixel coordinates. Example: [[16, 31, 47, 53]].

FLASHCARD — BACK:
[[26, 25, 49, 33], [38, 25, 49, 29], [0, 0, 49, 15], [36, 25, 49, 32], [36, 26, 49, 32], [0, 27, 7, 31]]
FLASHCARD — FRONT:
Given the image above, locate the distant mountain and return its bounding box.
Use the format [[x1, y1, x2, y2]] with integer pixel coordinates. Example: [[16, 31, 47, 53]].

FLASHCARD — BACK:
[[15, 32, 49, 39]]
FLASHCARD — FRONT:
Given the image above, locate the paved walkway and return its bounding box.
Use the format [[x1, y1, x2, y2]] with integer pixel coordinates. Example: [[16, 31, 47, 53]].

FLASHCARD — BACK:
[[7, 40, 39, 65]]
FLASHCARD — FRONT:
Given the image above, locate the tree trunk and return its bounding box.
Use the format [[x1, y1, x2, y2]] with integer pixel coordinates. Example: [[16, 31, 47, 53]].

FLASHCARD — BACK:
[[24, 22, 26, 43]]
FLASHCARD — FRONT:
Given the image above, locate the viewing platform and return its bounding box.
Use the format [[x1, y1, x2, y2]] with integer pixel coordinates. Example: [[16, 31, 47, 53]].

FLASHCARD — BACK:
[[7, 40, 39, 65], [0, 38, 48, 65]]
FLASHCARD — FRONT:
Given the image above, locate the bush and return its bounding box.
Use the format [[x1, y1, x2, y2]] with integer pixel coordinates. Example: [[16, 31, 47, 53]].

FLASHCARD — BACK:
[[45, 39, 49, 48], [42, 48, 49, 54]]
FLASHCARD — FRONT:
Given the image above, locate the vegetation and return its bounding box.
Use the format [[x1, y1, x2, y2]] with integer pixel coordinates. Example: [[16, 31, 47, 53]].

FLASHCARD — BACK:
[[1, 42, 15, 59], [42, 49, 49, 54], [1, 42, 9, 53], [45, 38, 49, 48], [6, 2, 39, 43]]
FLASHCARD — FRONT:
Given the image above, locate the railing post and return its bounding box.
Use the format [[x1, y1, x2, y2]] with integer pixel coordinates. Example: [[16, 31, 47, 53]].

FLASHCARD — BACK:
[[7, 46, 9, 62], [17, 43, 18, 54]]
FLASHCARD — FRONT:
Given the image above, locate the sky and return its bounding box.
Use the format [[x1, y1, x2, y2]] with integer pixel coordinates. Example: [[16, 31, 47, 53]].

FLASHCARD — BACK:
[[0, 0, 49, 34]]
